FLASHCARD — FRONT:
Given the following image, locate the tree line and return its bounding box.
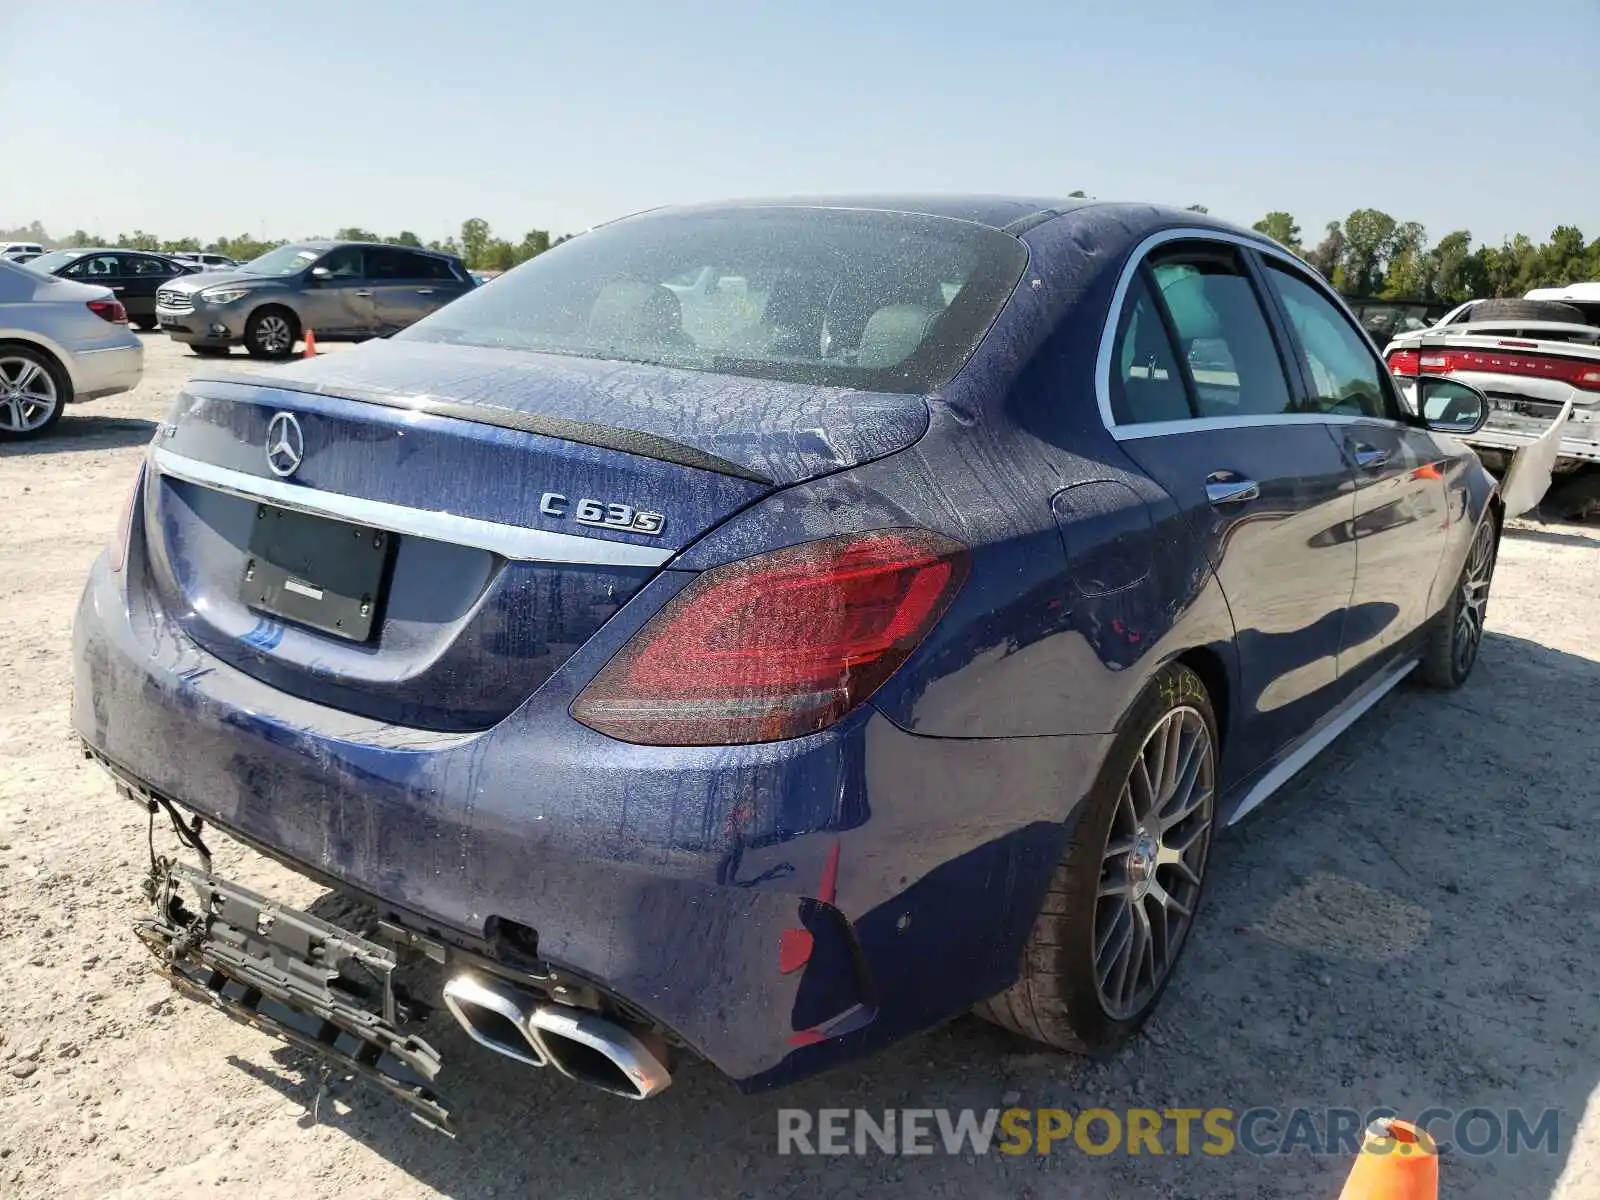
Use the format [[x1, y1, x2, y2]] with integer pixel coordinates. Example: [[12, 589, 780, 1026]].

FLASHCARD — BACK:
[[5, 209, 1598, 301]]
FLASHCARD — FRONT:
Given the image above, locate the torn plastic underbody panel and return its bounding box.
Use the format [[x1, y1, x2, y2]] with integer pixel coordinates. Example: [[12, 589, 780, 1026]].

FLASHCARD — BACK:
[[136, 845, 453, 1134]]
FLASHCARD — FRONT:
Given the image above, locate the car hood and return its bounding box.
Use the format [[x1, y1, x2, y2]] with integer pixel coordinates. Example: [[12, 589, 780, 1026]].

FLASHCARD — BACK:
[[200, 337, 931, 486], [158, 269, 281, 294]]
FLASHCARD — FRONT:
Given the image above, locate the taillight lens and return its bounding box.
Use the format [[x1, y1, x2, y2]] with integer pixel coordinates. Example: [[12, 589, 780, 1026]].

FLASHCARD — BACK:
[[108, 463, 143, 573], [573, 530, 970, 745], [1388, 346, 1600, 391], [1387, 350, 1420, 376], [87, 299, 128, 325]]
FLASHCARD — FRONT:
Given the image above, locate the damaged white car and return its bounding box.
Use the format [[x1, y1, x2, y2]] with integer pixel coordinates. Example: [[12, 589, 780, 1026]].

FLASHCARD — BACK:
[[1384, 285, 1600, 520]]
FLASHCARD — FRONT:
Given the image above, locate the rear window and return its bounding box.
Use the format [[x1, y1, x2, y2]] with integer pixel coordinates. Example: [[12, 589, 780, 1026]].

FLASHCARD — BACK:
[[397, 207, 1029, 392]]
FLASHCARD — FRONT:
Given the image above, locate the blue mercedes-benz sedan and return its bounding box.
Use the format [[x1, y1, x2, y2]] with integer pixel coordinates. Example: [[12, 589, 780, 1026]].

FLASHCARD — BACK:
[[73, 196, 1500, 1123]]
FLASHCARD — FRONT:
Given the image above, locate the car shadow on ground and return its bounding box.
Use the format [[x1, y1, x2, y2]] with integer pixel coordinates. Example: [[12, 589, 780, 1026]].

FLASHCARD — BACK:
[[1505, 520, 1599, 550], [0, 414, 156, 456], [217, 630, 1600, 1200]]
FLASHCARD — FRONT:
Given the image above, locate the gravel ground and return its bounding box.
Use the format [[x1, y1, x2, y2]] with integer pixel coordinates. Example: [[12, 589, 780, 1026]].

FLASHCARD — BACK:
[[1, 334, 1598, 1199]]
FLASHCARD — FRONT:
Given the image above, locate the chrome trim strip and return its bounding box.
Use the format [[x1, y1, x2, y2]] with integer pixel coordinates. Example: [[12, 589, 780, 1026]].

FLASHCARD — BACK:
[[1111, 412, 1374, 440], [1093, 226, 1364, 441], [1227, 658, 1417, 826], [150, 447, 675, 568]]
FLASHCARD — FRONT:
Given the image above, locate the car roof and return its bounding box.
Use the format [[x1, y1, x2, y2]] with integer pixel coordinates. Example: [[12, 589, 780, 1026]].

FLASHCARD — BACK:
[[1527, 282, 1600, 303], [293, 239, 458, 258], [658, 194, 1098, 231]]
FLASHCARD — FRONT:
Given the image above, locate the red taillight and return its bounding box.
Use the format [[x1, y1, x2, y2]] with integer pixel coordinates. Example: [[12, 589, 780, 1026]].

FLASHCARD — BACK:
[[87, 299, 128, 325], [1388, 346, 1600, 391], [108, 463, 143, 573], [573, 530, 970, 745]]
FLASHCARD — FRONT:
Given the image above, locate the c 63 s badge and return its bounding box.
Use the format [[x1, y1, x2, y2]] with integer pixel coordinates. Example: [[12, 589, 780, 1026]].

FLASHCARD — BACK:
[[540, 492, 665, 536]]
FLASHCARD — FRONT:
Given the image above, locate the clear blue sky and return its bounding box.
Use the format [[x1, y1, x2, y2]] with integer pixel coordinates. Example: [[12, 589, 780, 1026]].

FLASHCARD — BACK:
[[2, 0, 1595, 248]]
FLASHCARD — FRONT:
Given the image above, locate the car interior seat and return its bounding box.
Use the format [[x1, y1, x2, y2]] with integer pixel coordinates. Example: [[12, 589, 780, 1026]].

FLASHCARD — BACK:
[[587, 279, 696, 352]]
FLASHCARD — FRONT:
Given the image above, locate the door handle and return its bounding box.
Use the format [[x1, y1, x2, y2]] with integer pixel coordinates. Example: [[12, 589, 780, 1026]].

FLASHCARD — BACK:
[[353, 289, 373, 297], [1350, 443, 1389, 470], [414, 288, 435, 295], [1204, 472, 1260, 506]]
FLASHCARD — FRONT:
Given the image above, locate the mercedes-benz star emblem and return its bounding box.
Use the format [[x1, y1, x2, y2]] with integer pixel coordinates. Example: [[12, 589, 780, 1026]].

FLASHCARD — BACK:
[[265, 411, 304, 478]]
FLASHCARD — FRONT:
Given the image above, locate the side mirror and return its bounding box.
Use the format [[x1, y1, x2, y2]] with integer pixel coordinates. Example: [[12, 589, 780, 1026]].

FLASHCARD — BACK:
[[309, 266, 332, 282], [1412, 375, 1489, 435]]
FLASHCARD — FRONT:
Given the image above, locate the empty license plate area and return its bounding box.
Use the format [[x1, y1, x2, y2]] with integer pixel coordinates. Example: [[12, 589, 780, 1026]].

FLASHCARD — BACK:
[[244, 503, 392, 641]]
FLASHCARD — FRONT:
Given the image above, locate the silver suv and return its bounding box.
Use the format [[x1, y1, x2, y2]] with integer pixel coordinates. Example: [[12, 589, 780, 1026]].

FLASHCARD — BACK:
[[155, 240, 475, 358]]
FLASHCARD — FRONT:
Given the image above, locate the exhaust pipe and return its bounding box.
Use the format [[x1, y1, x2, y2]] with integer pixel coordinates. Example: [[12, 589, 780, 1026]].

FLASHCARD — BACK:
[[441, 974, 547, 1067], [528, 1003, 672, 1100], [441, 973, 673, 1099]]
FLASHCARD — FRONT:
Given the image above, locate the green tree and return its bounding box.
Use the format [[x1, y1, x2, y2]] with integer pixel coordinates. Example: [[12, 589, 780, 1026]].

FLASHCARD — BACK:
[[1428, 231, 1482, 303], [1340, 209, 1399, 295], [516, 228, 551, 263], [334, 226, 380, 242], [1305, 221, 1345, 280], [1379, 222, 1428, 298], [459, 218, 492, 269], [1185, 204, 1209, 214], [1251, 212, 1303, 253], [392, 231, 423, 248], [1540, 225, 1587, 286]]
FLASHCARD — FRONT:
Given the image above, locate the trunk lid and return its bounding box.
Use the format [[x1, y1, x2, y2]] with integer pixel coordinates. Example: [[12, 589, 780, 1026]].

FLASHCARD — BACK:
[[142, 342, 928, 730]]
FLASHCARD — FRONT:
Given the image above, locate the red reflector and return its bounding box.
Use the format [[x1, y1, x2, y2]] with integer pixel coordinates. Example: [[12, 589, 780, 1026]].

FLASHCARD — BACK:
[[572, 530, 970, 745], [87, 299, 128, 325], [1387, 350, 1420, 376], [1394, 346, 1600, 392]]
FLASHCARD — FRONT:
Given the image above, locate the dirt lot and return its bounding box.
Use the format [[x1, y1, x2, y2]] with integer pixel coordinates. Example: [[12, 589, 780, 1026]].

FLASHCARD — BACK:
[[2, 333, 1598, 1199]]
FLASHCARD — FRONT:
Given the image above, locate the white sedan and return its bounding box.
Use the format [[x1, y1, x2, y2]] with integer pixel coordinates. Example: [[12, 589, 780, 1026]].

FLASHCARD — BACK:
[[0, 258, 144, 441]]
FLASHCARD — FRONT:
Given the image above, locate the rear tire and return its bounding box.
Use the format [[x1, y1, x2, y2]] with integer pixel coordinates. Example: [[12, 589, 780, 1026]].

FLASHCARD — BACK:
[[1465, 298, 1585, 325], [975, 662, 1218, 1055], [1417, 514, 1497, 689], [0, 344, 70, 442], [133, 317, 158, 332], [244, 307, 299, 359]]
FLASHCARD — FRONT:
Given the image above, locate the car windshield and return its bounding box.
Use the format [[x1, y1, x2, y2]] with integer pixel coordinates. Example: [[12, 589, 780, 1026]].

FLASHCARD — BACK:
[[398, 207, 1029, 392], [24, 250, 80, 274], [239, 245, 321, 276]]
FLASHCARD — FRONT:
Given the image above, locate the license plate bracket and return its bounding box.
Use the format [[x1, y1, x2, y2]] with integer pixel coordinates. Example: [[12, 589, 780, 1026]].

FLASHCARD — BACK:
[[244, 504, 391, 641]]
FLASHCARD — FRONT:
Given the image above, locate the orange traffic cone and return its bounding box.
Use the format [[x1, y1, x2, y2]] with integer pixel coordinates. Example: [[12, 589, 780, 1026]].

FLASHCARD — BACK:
[[302, 329, 318, 357], [1338, 1118, 1438, 1200]]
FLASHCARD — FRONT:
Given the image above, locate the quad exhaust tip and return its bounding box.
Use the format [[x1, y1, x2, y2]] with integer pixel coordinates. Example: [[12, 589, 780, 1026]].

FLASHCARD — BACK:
[[441, 972, 671, 1100]]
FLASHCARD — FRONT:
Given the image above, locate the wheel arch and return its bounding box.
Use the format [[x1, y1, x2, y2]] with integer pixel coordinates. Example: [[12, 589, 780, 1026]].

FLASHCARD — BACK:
[[1172, 645, 1231, 752], [0, 331, 77, 396], [247, 302, 301, 339]]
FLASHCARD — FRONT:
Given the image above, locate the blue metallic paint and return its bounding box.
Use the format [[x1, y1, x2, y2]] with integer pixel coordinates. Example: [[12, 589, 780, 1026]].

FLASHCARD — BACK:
[[72, 201, 1496, 1091]]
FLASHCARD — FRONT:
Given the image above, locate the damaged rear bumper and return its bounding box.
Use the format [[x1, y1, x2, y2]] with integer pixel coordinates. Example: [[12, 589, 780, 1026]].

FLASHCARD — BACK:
[[137, 850, 453, 1132]]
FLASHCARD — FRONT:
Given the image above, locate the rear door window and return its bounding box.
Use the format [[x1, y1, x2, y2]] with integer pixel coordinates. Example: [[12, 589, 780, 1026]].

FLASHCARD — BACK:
[[1109, 273, 1192, 424], [1147, 246, 1294, 419], [1264, 264, 1394, 419]]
